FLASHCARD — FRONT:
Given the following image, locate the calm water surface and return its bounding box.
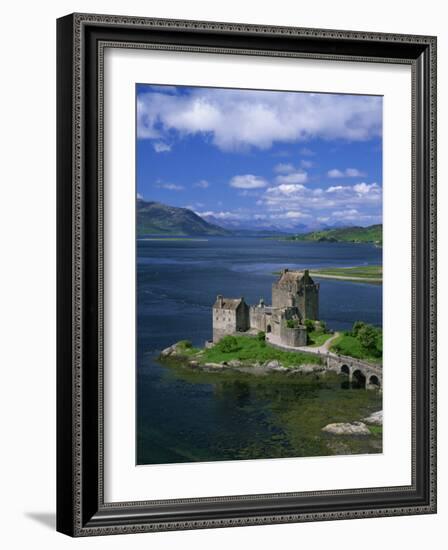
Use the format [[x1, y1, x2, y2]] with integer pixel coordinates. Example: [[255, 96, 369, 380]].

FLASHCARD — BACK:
[[137, 237, 382, 464]]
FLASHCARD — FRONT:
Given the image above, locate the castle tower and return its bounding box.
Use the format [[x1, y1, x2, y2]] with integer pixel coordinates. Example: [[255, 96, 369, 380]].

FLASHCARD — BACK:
[[212, 295, 250, 342], [271, 269, 319, 320]]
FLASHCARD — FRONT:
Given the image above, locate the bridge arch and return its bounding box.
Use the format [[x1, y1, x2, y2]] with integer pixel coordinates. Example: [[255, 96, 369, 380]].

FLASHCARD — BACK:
[[368, 374, 381, 388], [340, 364, 350, 376], [352, 369, 366, 389]]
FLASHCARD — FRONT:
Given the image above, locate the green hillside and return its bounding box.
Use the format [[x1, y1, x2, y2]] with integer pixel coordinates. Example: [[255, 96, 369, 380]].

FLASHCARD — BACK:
[[287, 224, 382, 245], [137, 200, 230, 236]]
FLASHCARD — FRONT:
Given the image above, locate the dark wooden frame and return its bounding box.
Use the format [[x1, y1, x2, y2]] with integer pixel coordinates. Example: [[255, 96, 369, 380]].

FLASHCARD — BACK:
[[57, 13, 437, 537]]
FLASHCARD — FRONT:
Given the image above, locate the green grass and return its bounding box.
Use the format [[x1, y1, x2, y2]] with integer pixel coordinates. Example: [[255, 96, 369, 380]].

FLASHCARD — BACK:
[[311, 265, 382, 281], [285, 224, 382, 245], [175, 340, 202, 357], [330, 334, 381, 363], [307, 331, 333, 347], [272, 265, 382, 284], [368, 425, 383, 436], [177, 336, 322, 368]]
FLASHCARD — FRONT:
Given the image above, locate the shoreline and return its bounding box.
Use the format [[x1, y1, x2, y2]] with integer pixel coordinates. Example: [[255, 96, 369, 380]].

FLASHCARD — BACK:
[[159, 342, 326, 376], [310, 272, 382, 283]]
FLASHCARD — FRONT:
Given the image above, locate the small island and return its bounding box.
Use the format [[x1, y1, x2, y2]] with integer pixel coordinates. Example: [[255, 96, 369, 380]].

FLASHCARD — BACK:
[[160, 269, 382, 390]]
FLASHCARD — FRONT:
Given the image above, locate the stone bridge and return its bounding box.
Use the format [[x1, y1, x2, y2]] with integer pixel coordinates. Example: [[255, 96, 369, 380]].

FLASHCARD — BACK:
[[325, 353, 382, 389], [265, 334, 382, 389]]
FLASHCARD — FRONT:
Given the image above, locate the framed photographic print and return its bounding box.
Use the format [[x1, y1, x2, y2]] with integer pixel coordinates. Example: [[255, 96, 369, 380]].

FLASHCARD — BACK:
[[56, 13, 437, 536]]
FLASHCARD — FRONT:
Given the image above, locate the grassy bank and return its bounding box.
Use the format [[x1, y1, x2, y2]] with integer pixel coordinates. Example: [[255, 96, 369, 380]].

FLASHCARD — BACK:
[[310, 265, 382, 283], [272, 265, 382, 283], [307, 330, 333, 347], [330, 333, 381, 363], [175, 336, 322, 368], [284, 224, 382, 245]]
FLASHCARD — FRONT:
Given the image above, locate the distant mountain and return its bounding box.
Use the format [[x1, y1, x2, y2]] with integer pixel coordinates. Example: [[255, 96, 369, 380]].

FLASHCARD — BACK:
[[287, 224, 382, 244], [137, 200, 231, 236], [200, 213, 306, 235]]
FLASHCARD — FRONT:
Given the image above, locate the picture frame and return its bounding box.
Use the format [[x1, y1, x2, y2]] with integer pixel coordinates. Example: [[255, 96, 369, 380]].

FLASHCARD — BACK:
[[56, 12, 437, 537]]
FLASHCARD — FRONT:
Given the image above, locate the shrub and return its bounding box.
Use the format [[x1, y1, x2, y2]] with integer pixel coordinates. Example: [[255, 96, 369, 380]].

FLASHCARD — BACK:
[[304, 319, 315, 333], [257, 331, 266, 342], [178, 340, 192, 349], [216, 335, 241, 353], [286, 319, 296, 329]]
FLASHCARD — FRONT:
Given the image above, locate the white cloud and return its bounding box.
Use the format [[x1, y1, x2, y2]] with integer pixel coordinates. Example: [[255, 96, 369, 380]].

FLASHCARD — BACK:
[[197, 210, 244, 220], [153, 141, 171, 153], [327, 167, 366, 178], [266, 183, 306, 196], [274, 163, 295, 174], [285, 211, 310, 219], [137, 192, 143, 200], [332, 208, 360, 219], [193, 179, 210, 189], [184, 202, 204, 210], [229, 174, 268, 189], [346, 168, 365, 177], [259, 180, 382, 226], [155, 182, 184, 191], [353, 182, 378, 194], [137, 88, 382, 151], [327, 169, 344, 178], [275, 171, 308, 185], [301, 159, 313, 169], [300, 147, 315, 156]]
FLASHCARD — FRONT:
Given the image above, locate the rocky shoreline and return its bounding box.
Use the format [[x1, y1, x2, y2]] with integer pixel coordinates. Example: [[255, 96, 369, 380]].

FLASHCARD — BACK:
[[161, 342, 382, 439], [160, 341, 325, 376]]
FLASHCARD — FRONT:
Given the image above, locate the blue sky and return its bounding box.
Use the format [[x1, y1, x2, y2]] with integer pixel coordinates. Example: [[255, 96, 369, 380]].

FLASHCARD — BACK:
[[136, 84, 382, 230]]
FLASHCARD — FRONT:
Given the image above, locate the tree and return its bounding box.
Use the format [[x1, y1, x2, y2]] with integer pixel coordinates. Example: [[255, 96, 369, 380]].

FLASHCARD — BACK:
[[375, 330, 383, 356], [357, 324, 378, 353], [352, 320, 366, 337]]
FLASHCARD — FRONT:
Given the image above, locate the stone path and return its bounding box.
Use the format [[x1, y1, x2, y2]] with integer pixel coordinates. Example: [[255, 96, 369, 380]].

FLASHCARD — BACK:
[[267, 331, 340, 357]]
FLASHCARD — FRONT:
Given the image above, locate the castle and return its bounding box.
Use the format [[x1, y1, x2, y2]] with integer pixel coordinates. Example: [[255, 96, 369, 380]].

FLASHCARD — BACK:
[[212, 269, 320, 348]]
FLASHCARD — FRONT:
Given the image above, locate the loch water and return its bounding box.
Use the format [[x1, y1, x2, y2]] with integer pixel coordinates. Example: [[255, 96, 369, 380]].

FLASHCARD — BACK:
[[137, 237, 382, 465]]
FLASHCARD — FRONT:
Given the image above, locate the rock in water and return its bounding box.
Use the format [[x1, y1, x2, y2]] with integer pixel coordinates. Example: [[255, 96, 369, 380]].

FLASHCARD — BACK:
[[363, 411, 383, 426], [159, 344, 178, 357], [322, 421, 370, 436]]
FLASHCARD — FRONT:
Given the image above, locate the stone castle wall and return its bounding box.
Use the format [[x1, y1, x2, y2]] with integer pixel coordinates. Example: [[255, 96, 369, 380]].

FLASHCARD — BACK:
[[236, 302, 250, 332], [279, 323, 307, 347], [272, 286, 294, 309], [213, 302, 249, 342], [213, 270, 318, 346], [249, 306, 268, 332], [295, 284, 319, 321], [213, 309, 237, 343]]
